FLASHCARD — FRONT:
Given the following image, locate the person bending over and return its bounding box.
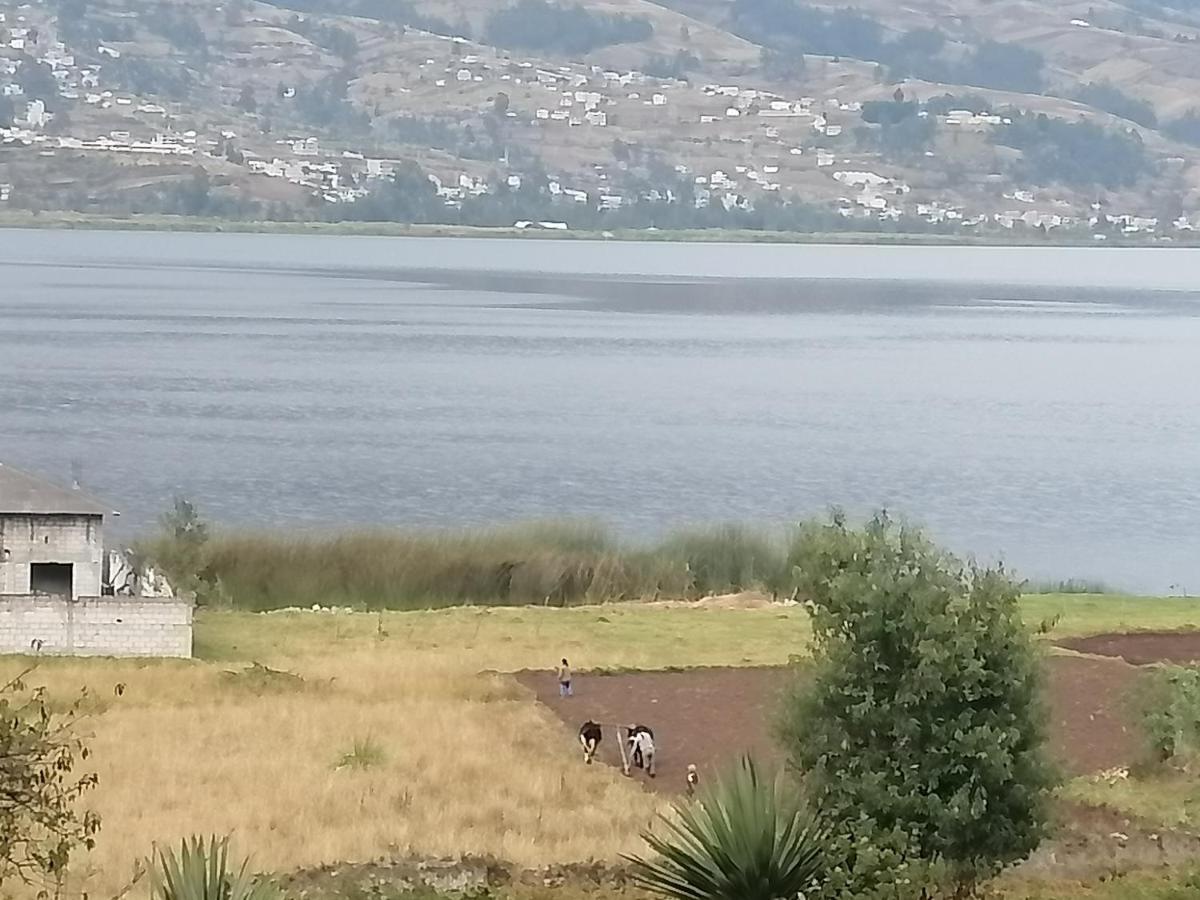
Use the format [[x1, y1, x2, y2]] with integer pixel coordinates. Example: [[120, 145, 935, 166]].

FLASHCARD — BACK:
[[579, 720, 602, 764]]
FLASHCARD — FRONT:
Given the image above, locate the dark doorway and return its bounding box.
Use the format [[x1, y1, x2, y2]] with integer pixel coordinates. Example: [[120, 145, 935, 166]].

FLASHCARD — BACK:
[[30, 563, 73, 597]]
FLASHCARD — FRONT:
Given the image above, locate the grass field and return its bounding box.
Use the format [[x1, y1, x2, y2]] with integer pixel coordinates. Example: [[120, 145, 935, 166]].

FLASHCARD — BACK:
[[192, 593, 1200, 667], [5, 593, 1198, 899]]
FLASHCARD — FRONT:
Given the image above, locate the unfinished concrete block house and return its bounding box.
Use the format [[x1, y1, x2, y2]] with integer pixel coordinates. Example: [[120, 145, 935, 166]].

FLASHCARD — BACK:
[[0, 463, 193, 657]]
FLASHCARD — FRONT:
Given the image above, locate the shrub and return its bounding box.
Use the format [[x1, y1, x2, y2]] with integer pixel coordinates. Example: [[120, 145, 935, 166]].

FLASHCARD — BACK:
[[149, 835, 281, 900], [1139, 665, 1200, 763], [335, 736, 386, 770], [808, 820, 930, 900], [626, 756, 830, 900], [779, 512, 1055, 897], [0, 671, 101, 891]]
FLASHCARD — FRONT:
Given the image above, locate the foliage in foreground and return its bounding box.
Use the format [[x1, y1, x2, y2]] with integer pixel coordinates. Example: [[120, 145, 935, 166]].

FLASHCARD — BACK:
[[626, 756, 829, 900], [0, 669, 100, 891], [780, 512, 1055, 897], [149, 835, 282, 900]]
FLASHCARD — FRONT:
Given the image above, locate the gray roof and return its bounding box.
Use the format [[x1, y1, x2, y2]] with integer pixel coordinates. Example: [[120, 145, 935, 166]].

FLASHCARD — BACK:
[[0, 463, 109, 516]]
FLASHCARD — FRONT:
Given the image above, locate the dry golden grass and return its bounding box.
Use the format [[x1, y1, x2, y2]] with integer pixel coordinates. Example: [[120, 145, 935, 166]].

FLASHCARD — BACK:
[[69, 656, 664, 896], [1, 609, 726, 899]]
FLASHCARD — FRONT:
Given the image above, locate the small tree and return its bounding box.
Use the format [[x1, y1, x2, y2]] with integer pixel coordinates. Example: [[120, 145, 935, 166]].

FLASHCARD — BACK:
[[0, 671, 101, 893], [779, 512, 1054, 898], [140, 497, 212, 601]]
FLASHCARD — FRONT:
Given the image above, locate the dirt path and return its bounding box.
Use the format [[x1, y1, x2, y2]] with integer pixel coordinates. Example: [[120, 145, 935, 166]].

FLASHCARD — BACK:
[[1057, 631, 1200, 666], [518, 656, 1142, 793]]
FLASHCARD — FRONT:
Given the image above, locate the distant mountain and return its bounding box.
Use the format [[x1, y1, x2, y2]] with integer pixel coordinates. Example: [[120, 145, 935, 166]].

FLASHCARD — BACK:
[[3, 0, 1200, 236]]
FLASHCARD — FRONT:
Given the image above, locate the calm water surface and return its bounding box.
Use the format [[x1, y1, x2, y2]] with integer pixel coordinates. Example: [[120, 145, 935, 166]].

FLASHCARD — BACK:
[[2, 230, 1199, 593]]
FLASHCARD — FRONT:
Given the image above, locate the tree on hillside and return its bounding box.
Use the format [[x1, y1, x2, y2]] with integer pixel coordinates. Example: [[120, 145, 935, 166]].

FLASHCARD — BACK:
[[779, 512, 1054, 898], [956, 40, 1043, 93], [18, 59, 59, 106], [1165, 111, 1200, 145], [236, 85, 257, 112], [1074, 81, 1157, 128], [995, 113, 1149, 188], [484, 0, 653, 54]]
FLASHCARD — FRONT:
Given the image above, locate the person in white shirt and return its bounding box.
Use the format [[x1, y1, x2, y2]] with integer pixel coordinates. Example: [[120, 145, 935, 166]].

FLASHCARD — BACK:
[[627, 725, 656, 778]]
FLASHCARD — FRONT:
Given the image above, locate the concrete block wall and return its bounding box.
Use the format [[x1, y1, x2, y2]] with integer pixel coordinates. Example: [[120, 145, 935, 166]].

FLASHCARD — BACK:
[[0, 514, 104, 597], [0, 595, 193, 658]]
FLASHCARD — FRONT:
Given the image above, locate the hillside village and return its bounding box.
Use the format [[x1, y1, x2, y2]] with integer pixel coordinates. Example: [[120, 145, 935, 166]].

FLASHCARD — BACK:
[[4, 0, 1200, 235]]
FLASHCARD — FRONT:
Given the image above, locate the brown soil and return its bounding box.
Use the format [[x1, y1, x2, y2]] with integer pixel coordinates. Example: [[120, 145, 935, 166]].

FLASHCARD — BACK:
[[517, 656, 1143, 794], [1057, 631, 1200, 666]]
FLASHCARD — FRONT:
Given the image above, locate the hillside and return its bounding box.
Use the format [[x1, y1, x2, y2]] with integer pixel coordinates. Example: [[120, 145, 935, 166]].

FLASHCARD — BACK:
[[4, 0, 1200, 236]]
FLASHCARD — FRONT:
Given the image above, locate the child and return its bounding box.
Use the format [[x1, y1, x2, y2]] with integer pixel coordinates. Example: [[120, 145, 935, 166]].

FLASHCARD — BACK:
[[579, 720, 602, 764], [557, 658, 572, 697]]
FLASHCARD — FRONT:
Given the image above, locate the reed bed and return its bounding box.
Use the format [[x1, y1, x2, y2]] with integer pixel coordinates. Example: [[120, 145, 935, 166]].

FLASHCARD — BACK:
[[149, 520, 797, 611]]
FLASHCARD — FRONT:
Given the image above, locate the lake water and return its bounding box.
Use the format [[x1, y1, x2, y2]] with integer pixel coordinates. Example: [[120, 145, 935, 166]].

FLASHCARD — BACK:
[[2, 229, 1199, 593]]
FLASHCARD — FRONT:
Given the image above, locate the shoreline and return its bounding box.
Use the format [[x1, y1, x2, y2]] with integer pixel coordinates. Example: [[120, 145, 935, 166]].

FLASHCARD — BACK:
[[2, 210, 1196, 246]]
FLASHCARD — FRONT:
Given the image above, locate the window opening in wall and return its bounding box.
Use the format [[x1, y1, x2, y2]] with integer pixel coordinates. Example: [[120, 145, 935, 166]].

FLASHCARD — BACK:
[[30, 563, 73, 597]]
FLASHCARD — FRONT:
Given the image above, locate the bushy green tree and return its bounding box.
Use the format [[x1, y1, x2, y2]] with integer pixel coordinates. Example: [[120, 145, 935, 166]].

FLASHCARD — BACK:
[[779, 512, 1054, 897]]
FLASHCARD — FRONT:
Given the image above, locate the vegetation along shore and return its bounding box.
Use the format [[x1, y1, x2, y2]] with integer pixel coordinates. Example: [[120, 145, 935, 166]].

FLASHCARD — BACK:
[[3, 212, 1200, 246], [138, 503, 1144, 611]]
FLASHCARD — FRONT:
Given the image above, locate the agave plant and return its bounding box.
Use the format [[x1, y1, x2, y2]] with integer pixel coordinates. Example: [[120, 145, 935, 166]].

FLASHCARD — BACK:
[[148, 835, 282, 900], [625, 757, 830, 900]]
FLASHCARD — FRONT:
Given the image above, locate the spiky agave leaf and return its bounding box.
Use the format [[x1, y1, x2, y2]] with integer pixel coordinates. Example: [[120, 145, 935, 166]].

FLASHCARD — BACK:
[[625, 757, 831, 900], [149, 835, 283, 900]]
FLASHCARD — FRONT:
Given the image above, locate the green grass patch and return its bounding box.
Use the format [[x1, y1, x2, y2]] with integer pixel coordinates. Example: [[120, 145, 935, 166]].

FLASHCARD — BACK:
[[193, 593, 1194, 668], [1022, 594, 1200, 639], [193, 603, 813, 668], [1002, 869, 1200, 900], [1062, 772, 1200, 831]]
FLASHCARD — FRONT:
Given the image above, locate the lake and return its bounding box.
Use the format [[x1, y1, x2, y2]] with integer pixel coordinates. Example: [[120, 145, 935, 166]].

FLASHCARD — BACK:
[[2, 229, 1199, 593]]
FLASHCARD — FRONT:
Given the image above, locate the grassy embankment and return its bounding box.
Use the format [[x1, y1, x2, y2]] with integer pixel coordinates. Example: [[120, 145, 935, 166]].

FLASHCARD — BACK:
[[0, 209, 1191, 245], [6, 593, 1198, 899]]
